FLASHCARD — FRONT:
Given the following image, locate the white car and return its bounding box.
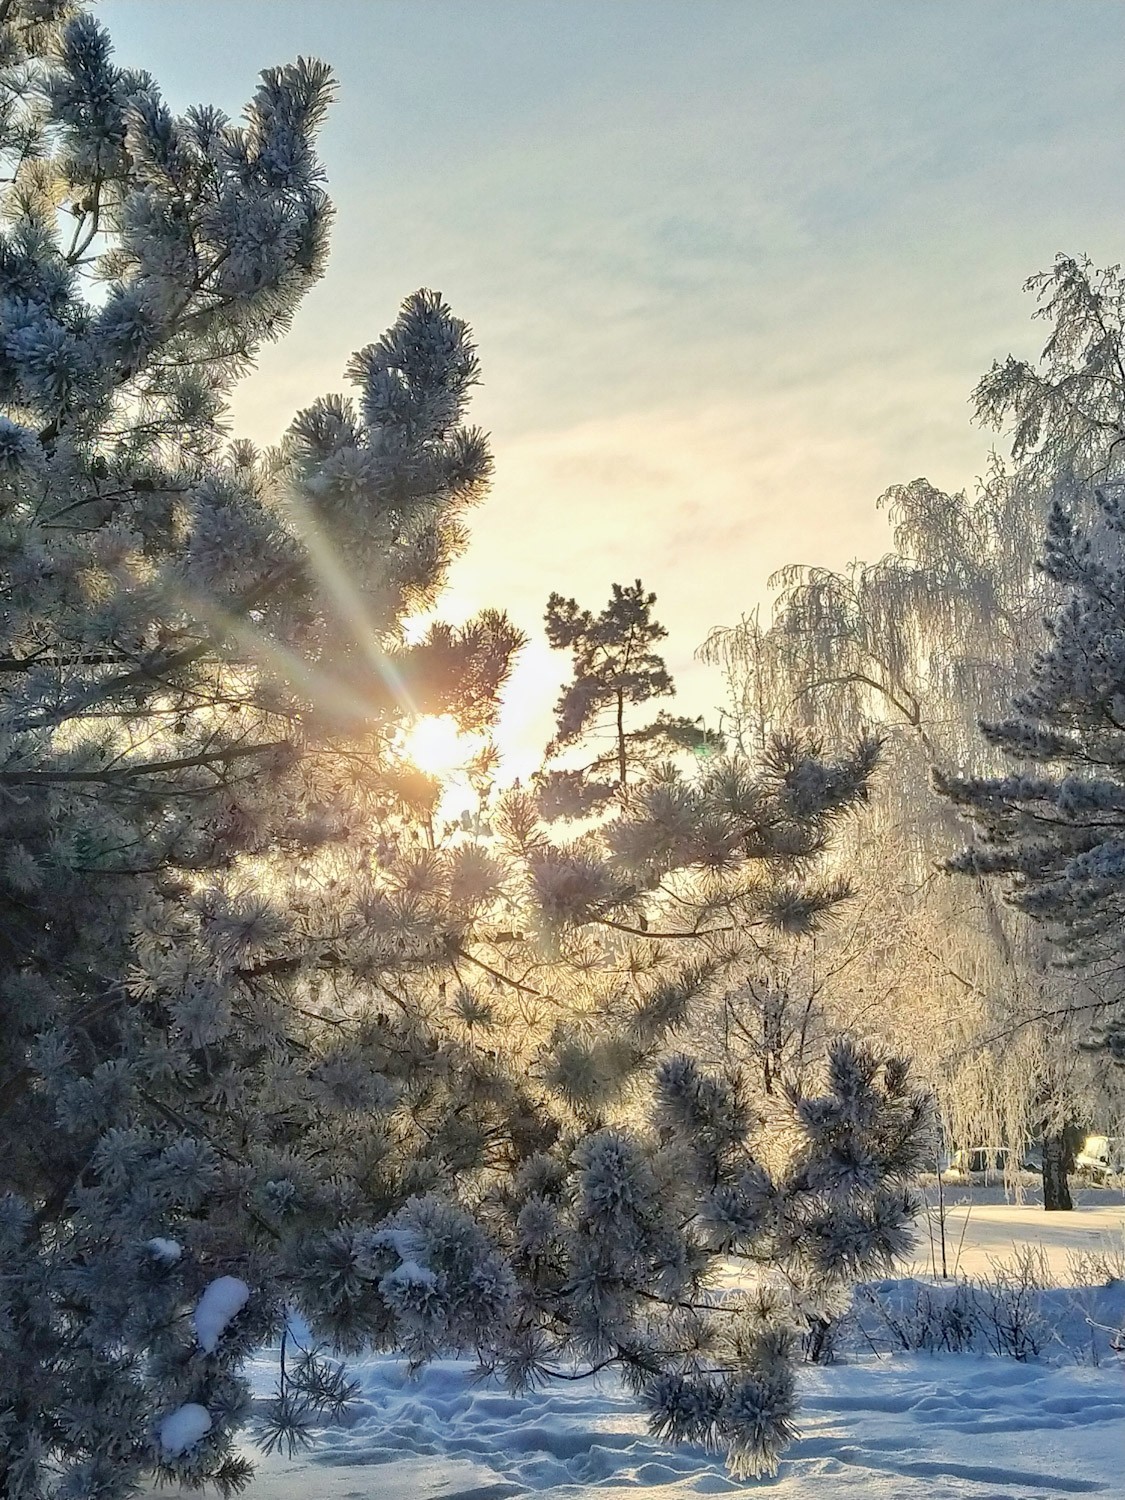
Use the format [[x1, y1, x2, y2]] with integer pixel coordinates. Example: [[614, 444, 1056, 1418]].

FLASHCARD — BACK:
[[1074, 1135, 1125, 1185]]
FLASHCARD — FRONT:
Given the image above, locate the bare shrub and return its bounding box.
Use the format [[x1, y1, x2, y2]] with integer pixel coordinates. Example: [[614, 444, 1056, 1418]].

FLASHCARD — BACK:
[[1066, 1233, 1125, 1288], [975, 1247, 1052, 1360]]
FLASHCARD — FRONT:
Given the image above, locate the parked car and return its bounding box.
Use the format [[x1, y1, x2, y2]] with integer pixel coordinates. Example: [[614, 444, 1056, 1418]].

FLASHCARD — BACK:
[[1020, 1143, 1044, 1175], [1074, 1135, 1125, 1185], [942, 1146, 1031, 1183]]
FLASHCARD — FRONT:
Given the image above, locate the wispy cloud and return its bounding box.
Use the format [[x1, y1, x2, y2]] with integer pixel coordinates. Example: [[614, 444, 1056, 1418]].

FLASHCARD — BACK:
[[102, 0, 1125, 741]]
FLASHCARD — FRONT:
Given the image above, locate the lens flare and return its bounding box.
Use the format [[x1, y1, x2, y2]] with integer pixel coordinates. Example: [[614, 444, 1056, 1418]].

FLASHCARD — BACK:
[[401, 714, 480, 777]]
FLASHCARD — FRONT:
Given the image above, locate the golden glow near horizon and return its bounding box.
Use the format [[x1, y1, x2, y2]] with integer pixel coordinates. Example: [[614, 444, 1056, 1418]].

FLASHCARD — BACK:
[[102, 3, 1125, 756], [401, 714, 484, 778]]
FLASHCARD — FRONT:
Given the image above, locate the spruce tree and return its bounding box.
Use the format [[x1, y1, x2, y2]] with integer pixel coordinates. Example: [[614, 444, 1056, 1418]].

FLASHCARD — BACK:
[[940, 487, 1125, 1067], [0, 7, 928, 1493]]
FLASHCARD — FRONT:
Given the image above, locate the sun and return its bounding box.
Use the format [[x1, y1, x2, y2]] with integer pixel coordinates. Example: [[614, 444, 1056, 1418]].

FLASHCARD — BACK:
[[400, 714, 482, 777]]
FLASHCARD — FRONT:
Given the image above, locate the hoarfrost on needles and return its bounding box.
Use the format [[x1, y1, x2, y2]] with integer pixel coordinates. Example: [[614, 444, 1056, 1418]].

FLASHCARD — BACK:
[[381, 1259, 438, 1291]]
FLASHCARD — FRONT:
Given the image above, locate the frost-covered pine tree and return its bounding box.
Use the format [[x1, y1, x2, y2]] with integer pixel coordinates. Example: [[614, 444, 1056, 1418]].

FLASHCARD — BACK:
[[0, 6, 928, 1493], [0, 7, 519, 1493], [536, 579, 719, 819], [478, 742, 927, 1478]]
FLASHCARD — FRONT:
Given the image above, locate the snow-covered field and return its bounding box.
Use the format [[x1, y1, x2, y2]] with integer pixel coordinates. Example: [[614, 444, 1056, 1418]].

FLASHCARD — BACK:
[[906, 1182, 1125, 1279], [231, 1351, 1125, 1500], [186, 1193, 1125, 1500]]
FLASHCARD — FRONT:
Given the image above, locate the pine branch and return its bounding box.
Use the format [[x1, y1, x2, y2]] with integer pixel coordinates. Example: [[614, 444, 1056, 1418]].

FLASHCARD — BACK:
[[0, 740, 289, 785]]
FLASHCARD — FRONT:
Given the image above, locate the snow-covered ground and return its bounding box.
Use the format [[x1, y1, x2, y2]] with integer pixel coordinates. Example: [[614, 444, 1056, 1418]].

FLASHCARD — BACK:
[[175, 1192, 1125, 1499], [233, 1351, 1125, 1500], [907, 1182, 1125, 1280]]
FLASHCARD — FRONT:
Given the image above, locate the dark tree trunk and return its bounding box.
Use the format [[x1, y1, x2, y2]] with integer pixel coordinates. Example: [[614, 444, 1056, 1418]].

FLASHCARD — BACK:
[[1041, 1128, 1073, 1211], [805, 1313, 836, 1364], [616, 689, 626, 786]]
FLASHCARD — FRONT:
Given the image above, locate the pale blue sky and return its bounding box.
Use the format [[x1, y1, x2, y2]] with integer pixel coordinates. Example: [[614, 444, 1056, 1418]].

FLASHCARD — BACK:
[[100, 1, 1125, 766]]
